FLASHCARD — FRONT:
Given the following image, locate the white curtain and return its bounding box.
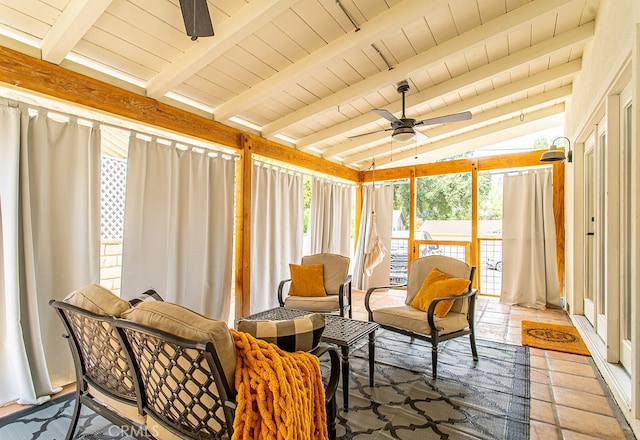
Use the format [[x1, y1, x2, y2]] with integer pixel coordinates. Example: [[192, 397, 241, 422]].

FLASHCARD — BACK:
[[310, 178, 352, 256], [250, 163, 303, 313], [500, 169, 561, 309], [352, 185, 394, 290], [121, 137, 235, 321], [0, 107, 101, 406]]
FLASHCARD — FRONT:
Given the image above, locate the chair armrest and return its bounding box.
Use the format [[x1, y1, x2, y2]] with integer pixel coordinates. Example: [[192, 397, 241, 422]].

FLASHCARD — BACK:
[[277, 279, 292, 307], [426, 288, 478, 330], [310, 345, 340, 405], [337, 275, 353, 314], [364, 283, 408, 320]]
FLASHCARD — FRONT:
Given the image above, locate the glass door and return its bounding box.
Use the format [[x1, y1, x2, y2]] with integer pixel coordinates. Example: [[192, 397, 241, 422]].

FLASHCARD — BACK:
[[584, 133, 596, 326], [620, 84, 632, 372]]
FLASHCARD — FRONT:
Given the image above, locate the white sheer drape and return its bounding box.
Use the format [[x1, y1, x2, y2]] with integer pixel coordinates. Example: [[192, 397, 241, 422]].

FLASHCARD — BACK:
[[310, 178, 352, 256], [121, 137, 235, 321], [0, 108, 101, 405], [352, 185, 394, 290], [500, 169, 561, 309], [250, 163, 303, 313]]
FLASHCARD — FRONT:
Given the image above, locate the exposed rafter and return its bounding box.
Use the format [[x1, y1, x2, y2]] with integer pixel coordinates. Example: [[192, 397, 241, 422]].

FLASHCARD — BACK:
[[309, 60, 582, 156], [41, 0, 113, 64], [213, 0, 440, 122], [146, 0, 297, 99], [260, 0, 578, 138]]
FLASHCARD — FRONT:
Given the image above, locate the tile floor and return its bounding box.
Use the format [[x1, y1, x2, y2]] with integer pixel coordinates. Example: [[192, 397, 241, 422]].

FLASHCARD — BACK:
[[1, 292, 635, 439], [351, 289, 635, 440]]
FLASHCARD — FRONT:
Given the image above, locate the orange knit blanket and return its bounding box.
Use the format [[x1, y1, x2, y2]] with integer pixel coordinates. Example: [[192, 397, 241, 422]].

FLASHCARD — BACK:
[[230, 329, 328, 440]]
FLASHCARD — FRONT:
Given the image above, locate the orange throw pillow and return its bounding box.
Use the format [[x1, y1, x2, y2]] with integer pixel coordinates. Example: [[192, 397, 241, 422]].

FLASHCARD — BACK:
[[288, 264, 326, 297], [410, 268, 471, 317]]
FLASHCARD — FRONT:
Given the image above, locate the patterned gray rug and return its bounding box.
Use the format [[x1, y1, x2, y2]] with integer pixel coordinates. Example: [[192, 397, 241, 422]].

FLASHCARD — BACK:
[[336, 331, 529, 439], [0, 331, 529, 440]]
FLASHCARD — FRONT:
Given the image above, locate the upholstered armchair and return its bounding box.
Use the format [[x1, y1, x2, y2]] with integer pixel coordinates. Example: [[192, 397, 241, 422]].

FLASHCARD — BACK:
[[278, 253, 353, 318], [364, 255, 478, 379]]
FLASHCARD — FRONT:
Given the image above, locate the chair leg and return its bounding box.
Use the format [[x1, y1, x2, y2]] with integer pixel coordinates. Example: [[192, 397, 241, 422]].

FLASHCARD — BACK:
[[65, 391, 82, 440], [326, 395, 337, 440], [470, 332, 478, 361], [431, 343, 438, 380]]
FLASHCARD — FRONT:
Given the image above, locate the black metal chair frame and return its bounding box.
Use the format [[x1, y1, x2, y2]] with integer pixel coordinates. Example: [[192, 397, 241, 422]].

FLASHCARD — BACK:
[[51, 298, 340, 440], [364, 265, 478, 380], [50, 300, 151, 440]]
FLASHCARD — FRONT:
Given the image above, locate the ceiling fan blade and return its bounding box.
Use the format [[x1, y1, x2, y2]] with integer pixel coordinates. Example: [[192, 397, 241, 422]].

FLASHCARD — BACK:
[[348, 128, 393, 139], [373, 109, 400, 123], [415, 130, 429, 142], [414, 111, 472, 127]]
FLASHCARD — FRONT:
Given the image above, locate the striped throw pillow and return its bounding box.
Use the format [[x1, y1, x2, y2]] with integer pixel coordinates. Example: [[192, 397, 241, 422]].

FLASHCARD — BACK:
[[236, 313, 325, 352], [128, 289, 164, 307]]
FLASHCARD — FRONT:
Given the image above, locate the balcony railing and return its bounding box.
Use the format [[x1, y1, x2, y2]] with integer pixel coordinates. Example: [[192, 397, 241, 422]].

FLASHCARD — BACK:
[[389, 237, 502, 296]]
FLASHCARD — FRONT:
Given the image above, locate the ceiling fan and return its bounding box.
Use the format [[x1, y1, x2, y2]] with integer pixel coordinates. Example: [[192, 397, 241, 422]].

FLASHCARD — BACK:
[[179, 0, 214, 41], [352, 80, 472, 142]]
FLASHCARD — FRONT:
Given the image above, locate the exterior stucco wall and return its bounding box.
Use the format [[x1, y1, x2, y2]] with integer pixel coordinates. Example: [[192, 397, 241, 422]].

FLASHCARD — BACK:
[[565, 0, 640, 137]]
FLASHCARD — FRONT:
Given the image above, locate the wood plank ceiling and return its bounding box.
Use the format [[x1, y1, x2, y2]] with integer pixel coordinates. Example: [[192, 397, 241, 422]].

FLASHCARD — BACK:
[[0, 0, 598, 169]]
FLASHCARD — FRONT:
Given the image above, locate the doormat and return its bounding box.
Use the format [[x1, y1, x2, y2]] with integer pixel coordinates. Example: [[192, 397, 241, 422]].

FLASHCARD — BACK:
[[521, 320, 590, 356]]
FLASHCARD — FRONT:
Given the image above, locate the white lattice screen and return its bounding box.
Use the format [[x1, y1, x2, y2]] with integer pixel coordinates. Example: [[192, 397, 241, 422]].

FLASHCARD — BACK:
[[101, 155, 127, 240]]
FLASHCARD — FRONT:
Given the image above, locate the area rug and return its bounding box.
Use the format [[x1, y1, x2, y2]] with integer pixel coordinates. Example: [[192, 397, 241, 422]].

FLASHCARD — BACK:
[[0, 393, 137, 439], [521, 320, 590, 356], [0, 331, 529, 440]]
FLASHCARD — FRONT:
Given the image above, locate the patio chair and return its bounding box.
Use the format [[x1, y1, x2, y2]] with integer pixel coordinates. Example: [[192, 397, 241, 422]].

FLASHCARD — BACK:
[[278, 252, 353, 318], [364, 255, 478, 379]]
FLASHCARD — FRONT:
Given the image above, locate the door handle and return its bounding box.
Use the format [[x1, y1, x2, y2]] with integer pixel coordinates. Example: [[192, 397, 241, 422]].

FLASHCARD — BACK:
[[586, 232, 595, 236]]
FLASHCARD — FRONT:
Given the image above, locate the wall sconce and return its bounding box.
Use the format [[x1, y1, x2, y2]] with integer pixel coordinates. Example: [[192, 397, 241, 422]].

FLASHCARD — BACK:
[[540, 136, 572, 163]]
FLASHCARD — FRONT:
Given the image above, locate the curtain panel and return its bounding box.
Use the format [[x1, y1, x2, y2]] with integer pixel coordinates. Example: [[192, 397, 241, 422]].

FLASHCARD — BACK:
[[250, 163, 303, 313], [309, 178, 352, 257], [121, 137, 235, 321], [352, 185, 394, 290], [500, 169, 561, 309], [0, 108, 101, 405]]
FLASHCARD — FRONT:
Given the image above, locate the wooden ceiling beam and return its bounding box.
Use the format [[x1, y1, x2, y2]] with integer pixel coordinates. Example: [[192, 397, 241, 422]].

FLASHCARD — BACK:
[[146, 0, 296, 99], [213, 0, 440, 122], [41, 0, 113, 64], [260, 0, 578, 137], [318, 60, 581, 158], [0, 44, 359, 181], [342, 86, 571, 165], [354, 104, 565, 168]]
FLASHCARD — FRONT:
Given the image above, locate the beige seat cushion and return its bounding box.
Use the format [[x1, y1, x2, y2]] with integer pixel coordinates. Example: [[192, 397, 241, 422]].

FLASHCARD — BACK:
[[373, 305, 469, 336], [64, 284, 131, 317], [88, 385, 146, 426], [284, 294, 340, 312], [120, 301, 236, 391]]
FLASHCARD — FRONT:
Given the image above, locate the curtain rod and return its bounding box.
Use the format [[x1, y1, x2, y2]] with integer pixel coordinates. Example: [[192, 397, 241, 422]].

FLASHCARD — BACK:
[[0, 97, 238, 158]]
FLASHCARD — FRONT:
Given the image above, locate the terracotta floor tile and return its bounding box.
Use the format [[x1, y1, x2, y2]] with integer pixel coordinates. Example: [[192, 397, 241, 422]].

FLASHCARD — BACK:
[[530, 420, 560, 440], [531, 382, 552, 402], [544, 350, 591, 364], [547, 358, 596, 377], [553, 387, 614, 416], [556, 405, 628, 439], [561, 430, 612, 440], [530, 399, 556, 424], [530, 367, 551, 385], [530, 355, 548, 370], [549, 371, 604, 395]]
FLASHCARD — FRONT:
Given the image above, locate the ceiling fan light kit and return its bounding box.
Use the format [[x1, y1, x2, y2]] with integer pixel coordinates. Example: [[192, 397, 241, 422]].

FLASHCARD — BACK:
[[392, 126, 415, 142]]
